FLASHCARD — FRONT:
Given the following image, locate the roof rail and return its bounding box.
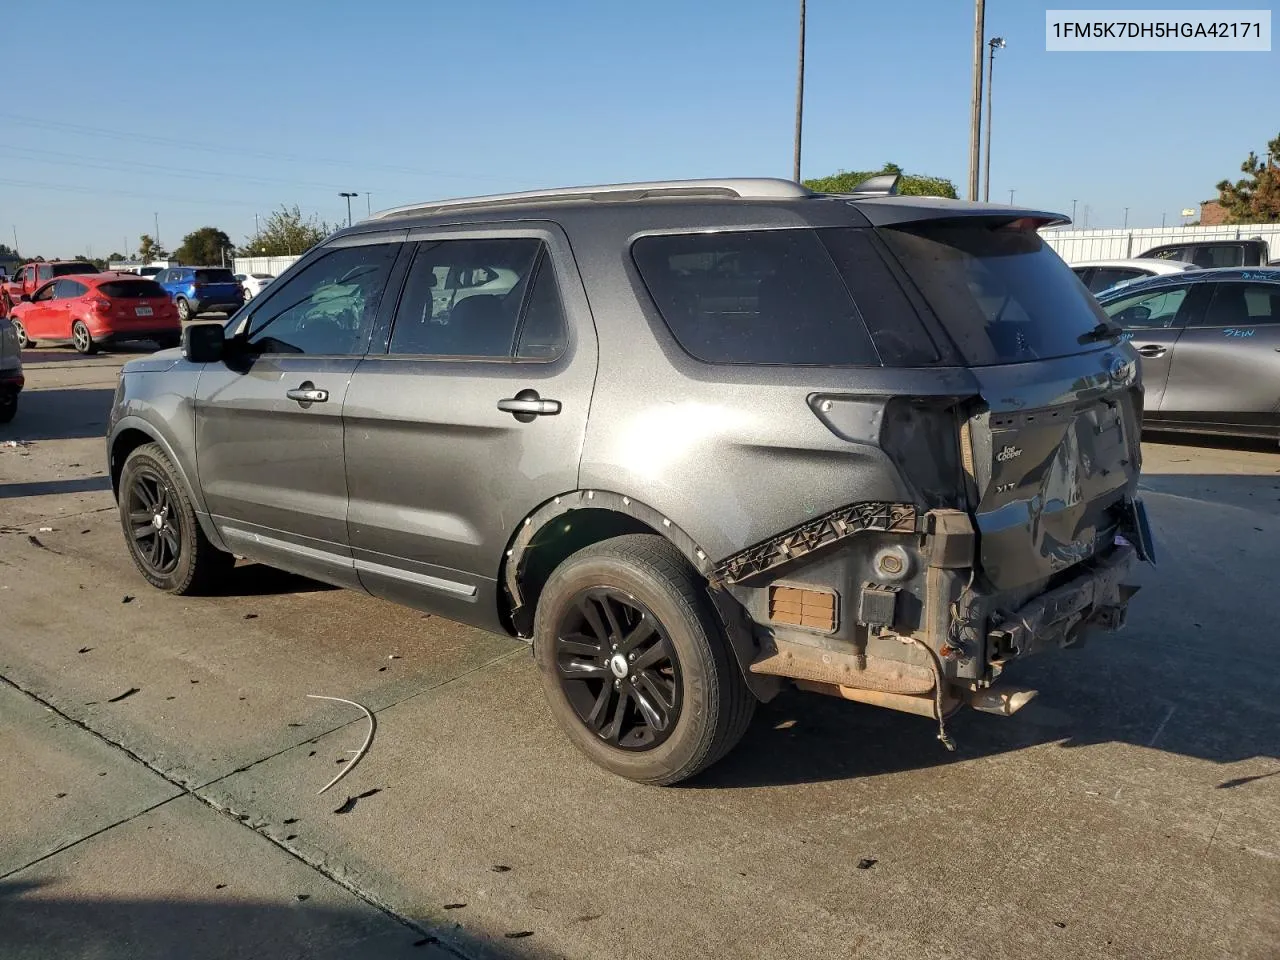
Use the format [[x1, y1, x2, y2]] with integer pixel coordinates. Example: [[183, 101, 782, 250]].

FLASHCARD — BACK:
[[368, 178, 812, 221]]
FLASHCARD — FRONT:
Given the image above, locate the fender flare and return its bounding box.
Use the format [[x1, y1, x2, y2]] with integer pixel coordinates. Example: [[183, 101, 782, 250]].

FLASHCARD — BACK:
[[108, 415, 229, 553], [504, 490, 780, 701]]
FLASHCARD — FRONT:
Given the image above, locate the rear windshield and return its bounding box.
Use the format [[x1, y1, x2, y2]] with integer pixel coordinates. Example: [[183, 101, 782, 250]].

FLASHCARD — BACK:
[[194, 269, 236, 283], [99, 280, 167, 299], [51, 262, 100, 277], [879, 222, 1108, 365], [631, 228, 938, 366]]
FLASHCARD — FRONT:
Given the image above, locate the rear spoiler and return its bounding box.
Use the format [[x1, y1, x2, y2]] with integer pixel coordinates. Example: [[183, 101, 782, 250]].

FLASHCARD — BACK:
[[849, 196, 1071, 229]]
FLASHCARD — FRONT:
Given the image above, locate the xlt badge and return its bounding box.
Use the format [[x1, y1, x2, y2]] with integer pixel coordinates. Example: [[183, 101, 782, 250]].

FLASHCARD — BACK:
[[995, 444, 1023, 463]]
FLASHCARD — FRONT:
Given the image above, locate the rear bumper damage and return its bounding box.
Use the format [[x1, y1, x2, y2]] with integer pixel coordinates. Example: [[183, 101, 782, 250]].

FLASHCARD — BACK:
[[714, 499, 1150, 747]]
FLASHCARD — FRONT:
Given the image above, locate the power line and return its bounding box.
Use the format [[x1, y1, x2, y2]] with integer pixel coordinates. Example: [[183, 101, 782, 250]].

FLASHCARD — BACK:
[[0, 113, 522, 184], [0, 175, 267, 208]]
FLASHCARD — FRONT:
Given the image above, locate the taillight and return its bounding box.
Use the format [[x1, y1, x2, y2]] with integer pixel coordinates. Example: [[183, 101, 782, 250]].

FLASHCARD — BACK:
[[89, 297, 112, 311]]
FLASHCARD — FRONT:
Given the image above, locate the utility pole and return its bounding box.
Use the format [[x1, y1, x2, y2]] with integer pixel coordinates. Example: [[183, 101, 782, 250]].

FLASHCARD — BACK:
[[153, 212, 160, 253], [967, 0, 986, 200], [366, 193, 371, 217], [792, 0, 806, 182], [12, 226, 18, 255], [981, 37, 1005, 203], [339, 192, 357, 227], [1161, 211, 1166, 229], [1071, 199, 1078, 222], [1008, 189, 1016, 205], [1123, 207, 1129, 229], [254, 212, 260, 238]]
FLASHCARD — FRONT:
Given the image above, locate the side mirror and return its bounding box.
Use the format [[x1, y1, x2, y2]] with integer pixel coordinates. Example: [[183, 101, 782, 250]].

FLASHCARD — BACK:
[[182, 322, 226, 363], [19, 294, 30, 303]]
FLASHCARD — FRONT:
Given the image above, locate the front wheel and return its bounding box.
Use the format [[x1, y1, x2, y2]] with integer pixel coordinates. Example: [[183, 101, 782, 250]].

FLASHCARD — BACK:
[[176, 297, 193, 321], [71, 320, 97, 355], [11, 319, 32, 349], [118, 442, 234, 594], [533, 534, 755, 785]]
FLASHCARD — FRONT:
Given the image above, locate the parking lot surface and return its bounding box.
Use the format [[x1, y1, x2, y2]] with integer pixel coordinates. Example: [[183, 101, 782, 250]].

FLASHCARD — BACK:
[[1, 345, 1277, 959]]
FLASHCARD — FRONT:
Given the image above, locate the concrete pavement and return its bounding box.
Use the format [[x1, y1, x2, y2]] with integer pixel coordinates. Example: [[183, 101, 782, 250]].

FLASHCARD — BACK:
[[1, 344, 1277, 959]]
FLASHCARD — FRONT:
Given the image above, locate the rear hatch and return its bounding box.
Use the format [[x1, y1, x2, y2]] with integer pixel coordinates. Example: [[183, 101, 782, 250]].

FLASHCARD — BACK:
[[876, 214, 1142, 592], [97, 279, 175, 322], [192, 268, 243, 303]]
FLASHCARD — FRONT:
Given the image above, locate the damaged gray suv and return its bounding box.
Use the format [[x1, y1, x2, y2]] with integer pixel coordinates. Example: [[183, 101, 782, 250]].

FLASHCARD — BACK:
[[107, 177, 1154, 784]]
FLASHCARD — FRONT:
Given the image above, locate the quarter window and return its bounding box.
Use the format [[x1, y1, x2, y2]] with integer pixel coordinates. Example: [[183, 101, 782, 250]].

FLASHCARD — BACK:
[[388, 238, 566, 359], [245, 243, 398, 356], [1102, 285, 1190, 329]]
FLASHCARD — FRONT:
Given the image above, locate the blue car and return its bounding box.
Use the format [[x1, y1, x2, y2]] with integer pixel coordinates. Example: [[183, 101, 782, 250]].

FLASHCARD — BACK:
[[154, 266, 245, 320]]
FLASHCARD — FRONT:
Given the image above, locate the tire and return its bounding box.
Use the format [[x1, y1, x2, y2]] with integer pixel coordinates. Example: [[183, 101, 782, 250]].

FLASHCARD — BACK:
[[176, 297, 193, 321], [71, 320, 97, 355], [11, 319, 32, 349], [118, 442, 234, 594], [0, 392, 15, 424], [533, 534, 755, 785]]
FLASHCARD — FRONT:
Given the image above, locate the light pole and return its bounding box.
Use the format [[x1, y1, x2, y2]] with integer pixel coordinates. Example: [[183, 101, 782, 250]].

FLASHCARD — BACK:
[[1161, 212, 1166, 229], [967, 0, 986, 200], [153, 212, 160, 254], [365, 193, 371, 217], [981, 36, 1005, 203], [1008, 189, 1016, 205], [339, 192, 358, 227], [1123, 207, 1129, 229], [1071, 199, 1078, 222], [792, 0, 806, 182], [254, 212, 260, 238]]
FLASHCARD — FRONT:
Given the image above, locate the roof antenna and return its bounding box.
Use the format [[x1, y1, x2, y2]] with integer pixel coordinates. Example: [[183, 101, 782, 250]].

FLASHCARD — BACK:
[[848, 173, 901, 196]]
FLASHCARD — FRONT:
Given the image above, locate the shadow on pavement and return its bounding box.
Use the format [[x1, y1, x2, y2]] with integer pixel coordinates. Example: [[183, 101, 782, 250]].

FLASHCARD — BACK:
[[1143, 430, 1278, 454], [0, 476, 112, 499], [0, 880, 542, 960], [222, 562, 339, 597], [1, 388, 116, 441]]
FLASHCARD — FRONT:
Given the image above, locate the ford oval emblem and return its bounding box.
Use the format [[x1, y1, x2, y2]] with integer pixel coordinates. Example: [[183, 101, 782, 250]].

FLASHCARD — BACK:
[[1107, 355, 1128, 381]]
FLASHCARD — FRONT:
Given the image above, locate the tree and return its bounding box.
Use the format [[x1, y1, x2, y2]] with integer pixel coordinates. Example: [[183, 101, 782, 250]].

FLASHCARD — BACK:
[[240, 205, 336, 257], [106, 252, 125, 264], [138, 234, 168, 262], [1216, 133, 1280, 223], [174, 226, 233, 266], [804, 162, 958, 199]]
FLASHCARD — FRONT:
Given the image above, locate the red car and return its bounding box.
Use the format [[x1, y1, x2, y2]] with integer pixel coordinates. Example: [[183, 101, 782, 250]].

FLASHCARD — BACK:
[[10, 272, 181, 354]]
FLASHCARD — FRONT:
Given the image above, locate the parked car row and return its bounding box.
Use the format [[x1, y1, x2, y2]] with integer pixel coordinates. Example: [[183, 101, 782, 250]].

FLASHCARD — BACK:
[[0, 259, 276, 354]]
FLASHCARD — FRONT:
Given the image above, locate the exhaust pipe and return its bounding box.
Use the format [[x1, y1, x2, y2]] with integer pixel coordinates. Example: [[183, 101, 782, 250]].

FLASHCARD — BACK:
[[967, 686, 1038, 716]]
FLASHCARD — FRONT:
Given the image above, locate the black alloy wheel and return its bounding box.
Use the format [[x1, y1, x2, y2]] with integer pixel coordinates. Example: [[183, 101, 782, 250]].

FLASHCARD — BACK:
[[125, 465, 182, 577], [555, 588, 682, 751]]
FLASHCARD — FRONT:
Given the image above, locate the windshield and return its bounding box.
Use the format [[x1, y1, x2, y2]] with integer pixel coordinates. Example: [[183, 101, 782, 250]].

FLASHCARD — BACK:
[[879, 220, 1109, 365], [51, 262, 100, 277], [194, 268, 236, 283]]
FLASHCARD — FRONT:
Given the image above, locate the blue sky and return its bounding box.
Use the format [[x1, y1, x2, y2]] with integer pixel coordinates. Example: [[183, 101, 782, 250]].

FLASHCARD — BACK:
[[3, 0, 1275, 257]]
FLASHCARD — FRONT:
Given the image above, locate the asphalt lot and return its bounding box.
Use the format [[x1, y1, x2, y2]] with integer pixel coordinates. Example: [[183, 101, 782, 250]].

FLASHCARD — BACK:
[[1, 343, 1278, 960]]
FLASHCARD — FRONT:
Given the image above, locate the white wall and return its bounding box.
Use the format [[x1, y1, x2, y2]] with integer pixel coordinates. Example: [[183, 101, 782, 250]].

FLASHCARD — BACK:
[[1041, 223, 1280, 263], [232, 255, 301, 277]]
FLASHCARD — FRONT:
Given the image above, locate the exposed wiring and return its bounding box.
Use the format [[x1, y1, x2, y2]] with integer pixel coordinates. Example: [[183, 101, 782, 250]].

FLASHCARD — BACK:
[[905, 637, 956, 752], [305, 694, 376, 795]]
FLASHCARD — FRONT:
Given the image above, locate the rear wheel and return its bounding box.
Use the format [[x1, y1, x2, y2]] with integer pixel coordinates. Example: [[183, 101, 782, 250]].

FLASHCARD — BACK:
[[71, 320, 96, 355], [118, 442, 234, 594], [176, 297, 193, 321], [11, 319, 31, 349], [533, 534, 755, 785]]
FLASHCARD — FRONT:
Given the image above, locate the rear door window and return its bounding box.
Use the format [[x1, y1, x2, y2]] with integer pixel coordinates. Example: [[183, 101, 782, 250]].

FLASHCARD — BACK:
[[1190, 245, 1244, 269], [1195, 281, 1280, 327], [632, 229, 899, 366], [387, 238, 565, 359], [879, 221, 1109, 365]]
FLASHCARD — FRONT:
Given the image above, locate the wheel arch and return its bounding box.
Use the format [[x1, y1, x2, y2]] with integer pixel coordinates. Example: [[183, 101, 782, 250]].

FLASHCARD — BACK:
[[109, 418, 228, 552], [500, 490, 778, 701]]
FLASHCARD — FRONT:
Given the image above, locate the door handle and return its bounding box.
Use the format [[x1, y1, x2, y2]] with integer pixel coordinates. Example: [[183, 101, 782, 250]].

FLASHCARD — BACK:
[[1136, 345, 1166, 358], [286, 382, 329, 404], [497, 388, 561, 422]]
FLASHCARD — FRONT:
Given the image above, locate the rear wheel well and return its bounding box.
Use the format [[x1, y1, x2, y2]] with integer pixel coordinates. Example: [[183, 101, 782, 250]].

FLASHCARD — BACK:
[[512, 508, 653, 633], [110, 428, 156, 496]]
